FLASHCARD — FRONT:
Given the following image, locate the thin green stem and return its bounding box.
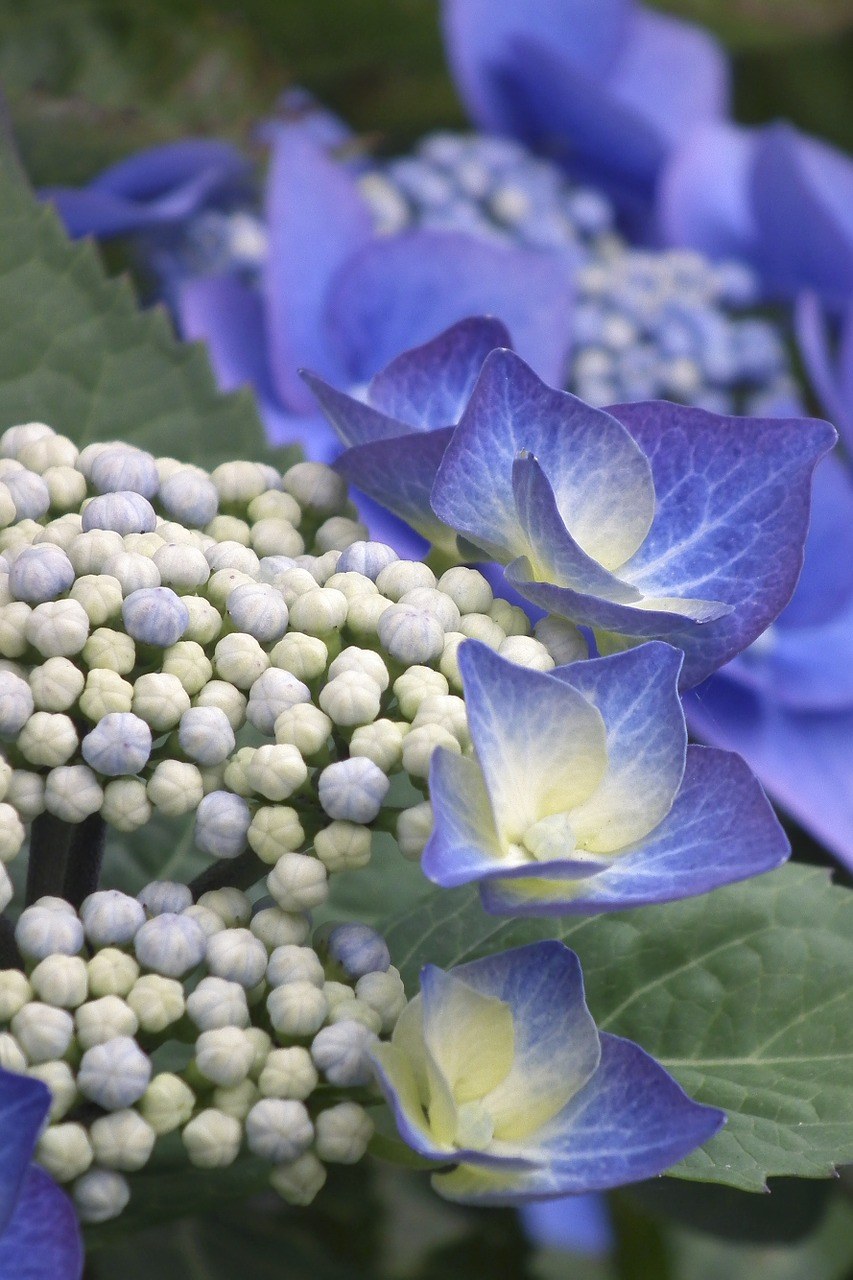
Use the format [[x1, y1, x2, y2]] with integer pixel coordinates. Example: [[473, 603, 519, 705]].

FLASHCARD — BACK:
[[63, 813, 107, 908], [188, 848, 267, 900], [25, 813, 73, 906]]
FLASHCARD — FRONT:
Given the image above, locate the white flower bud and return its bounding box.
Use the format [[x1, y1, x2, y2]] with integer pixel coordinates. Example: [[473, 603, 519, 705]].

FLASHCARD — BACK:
[[267, 853, 328, 913], [187, 891, 247, 934], [225, 583, 288, 644], [267, 945, 324, 989], [194, 791, 251, 859], [73, 1168, 131, 1224], [78, 1037, 151, 1110], [182, 904, 225, 939], [137, 881, 192, 917], [147, 759, 204, 816], [246, 744, 308, 802], [378, 604, 444, 664], [499, 634, 556, 671], [245, 1027, 272, 1075], [5, 768, 45, 821], [311, 1020, 376, 1087], [181, 594, 222, 645], [195, 1026, 255, 1086], [204, 542, 257, 579], [282, 461, 345, 513], [0, 969, 32, 1021], [206, 568, 255, 611], [325, 979, 356, 1009], [68, 530, 123, 577], [315, 1101, 373, 1164], [12, 1002, 74, 1062], [26, 598, 89, 657], [412, 694, 469, 748], [16, 433, 78, 474], [212, 460, 274, 505], [267, 981, 328, 1038], [0, 602, 31, 658], [187, 977, 250, 1031], [246, 1098, 313, 1162], [182, 1108, 242, 1168], [82, 711, 151, 775], [0, 1032, 26, 1073], [221, 748, 255, 796], [87, 949, 139, 999], [175, 706, 234, 765], [27, 1060, 77, 1121], [3, 468, 51, 520], [1, 421, 55, 458], [18, 711, 78, 767], [270, 632, 327, 681], [0, 484, 13, 530], [30, 955, 88, 1009], [104, 551, 160, 595], [355, 969, 406, 1033], [314, 516, 366, 553], [80, 890, 145, 946], [81, 629, 136, 676], [319, 671, 382, 727], [123, 530, 166, 557], [159, 467, 219, 526], [0, 805, 25, 862], [269, 1150, 326, 1206], [28, 656, 85, 711], [396, 801, 434, 861], [273, 705, 331, 759], [402, 723, 460, 779], [250, 906, 310, 950], [36, 1123, 93, 1183], [214, 1078, 259, 1121], [161, 640, 212, 695], [134, 913, 206, 978], [490, 597, 530, 636], [122, 587, 189, 647], [457, 613, 505, 647], [288, 587, 348, 636], [348, 720, 405, 772], [392, 666, 448, 719], [192, 679, 246, 731], [90, 1109, 155, 1172], [0, 668, 34, 734], [213, 633, 269, 689], [249, 491, 301, 524], [257, 1046, 318, 1100], [273, 567, 324, 607], [87, 443, 156, 498], [139, 1072, 195, 1135], [150, 544, 209, 595], [8, 544, 74, 604], [75, 996, 138, 1049], [126, 975, 186, 1033], [249, 519, 303, 560], [313, 822, 372, 874], [534, 614, 589, 663], [16, 905, 84, 961], [101, 777, 152, 830], [248, 805, 305, 865], [246, 668, 311, 735], [325, 572, 378, 606], [206, 929, 268, 989], [435, 565, 490, 614], [336, 541, 398, 580], [318, 757, 389, 823]]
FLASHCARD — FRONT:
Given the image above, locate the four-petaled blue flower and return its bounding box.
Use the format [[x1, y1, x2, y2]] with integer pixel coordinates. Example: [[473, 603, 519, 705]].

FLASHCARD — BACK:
[[371, 941, 724, 1203], [428, 349, 835, 688], [442, 0, 730, 228], [423, 639, 788, 914], [0, 1068, 83, 1279]]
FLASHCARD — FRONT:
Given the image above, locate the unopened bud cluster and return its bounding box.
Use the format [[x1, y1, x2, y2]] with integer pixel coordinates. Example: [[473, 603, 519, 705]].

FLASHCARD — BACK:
[[1, 883, 406, 1221], [0, 422, 584, 915]]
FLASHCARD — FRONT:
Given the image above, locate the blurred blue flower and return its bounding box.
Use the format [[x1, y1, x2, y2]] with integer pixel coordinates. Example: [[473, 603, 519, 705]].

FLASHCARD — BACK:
[[441, 0, 730, 227], [371, 941, 724, 1202], [521, 1194, 612, 1256], [796, 293, 853, 452], [658, 122, 853, 309], [0, 1068, 83, 1279], [424, 640, 787, 914]]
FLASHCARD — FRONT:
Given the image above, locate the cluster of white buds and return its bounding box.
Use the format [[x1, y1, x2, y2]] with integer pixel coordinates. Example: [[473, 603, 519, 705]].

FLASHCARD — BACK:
[[0, 421, 585, 920], [1, 882, 406, 1221]]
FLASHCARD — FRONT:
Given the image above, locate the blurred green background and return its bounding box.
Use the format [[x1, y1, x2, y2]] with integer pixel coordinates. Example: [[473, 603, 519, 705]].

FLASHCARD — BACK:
[[2, 0, 853, 190]]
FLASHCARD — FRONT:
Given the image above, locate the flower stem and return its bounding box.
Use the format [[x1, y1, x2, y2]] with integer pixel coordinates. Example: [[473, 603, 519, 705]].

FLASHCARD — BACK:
[[0, 916, 22, 969], [25, 813, 73, 906], [188, 848, 266, 901], [63, 813, 107, 908]]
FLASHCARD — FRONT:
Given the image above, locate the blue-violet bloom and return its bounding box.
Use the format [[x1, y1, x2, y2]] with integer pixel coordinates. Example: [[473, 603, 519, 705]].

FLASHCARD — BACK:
[[371, 942, 724, 1203], [423, 640, 787, 914]]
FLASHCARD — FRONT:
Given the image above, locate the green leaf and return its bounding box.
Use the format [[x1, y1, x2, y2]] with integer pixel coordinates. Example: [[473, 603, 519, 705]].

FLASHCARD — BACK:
[[0, 126, 270, 467], [383, 864, 853, 1192]]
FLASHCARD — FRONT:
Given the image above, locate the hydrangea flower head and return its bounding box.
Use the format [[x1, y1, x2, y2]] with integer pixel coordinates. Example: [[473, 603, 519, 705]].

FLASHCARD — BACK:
[[423, 640, 787, 913], [430, 349, 835, 686], [372, 942, 724, 1202]]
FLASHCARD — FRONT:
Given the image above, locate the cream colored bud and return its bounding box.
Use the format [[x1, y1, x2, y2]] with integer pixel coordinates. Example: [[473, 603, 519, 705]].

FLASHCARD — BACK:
[[182, 1108, 242, 1169], [87, 949, 139, 999], [131, 672, 190, 730], [258, 1046, 318, 1100], [269, 1151, 326, 1206], [75, 996, 139, 1050], [162, 640, 213, 695], [181, 595, 223, 645], [248, 806, 306, 865], [314, 516, 367, 553], [0, 969, 32, 1021], [490, 597, 530, 637], [214, 632, 269, 688], [139, 1072, 195, 1135], [412, 694, 469, 748], [392, 666, 449, 719], [250, 906, 311, 951], [457, 613, 506, 647], [101, 778, 152, 831], [192, 679, 246, 730], [90, 1109, 156, 1172], [270, 632, 327, 681], [348, 719, 405, 771], [214, 1078, 259, 1121], [499, 634, 555, 671], [402, 723, 460, 779], [248, 490, 301, 524], [18, 711, 78, 767], [267, 853, 328, 912], [127, 975, 185, 1033], [36, 1123, 93, 1183], [28, 1060, 77, 1121], [82, 627, 136, 675], [313, 822, 372, 874], [396, 801, 434, 861], [246, 744, 307, 802], [79, 668, 134, 720], [250, 517, 303, 559], [28, 656, 85, 711], [30, 955, 88, 1008], [274, 703, 332, 757]]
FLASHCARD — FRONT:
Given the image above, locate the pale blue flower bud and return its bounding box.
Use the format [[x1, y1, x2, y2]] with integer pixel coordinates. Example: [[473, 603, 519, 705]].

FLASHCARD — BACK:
[[336, 541, 398, 580], [398, 587, 460, 633], [318, 757, 390, 823], [0, 668, 34, 735], [134, 913, 206, 977], [80, 890, 146, 946], [81, 712, 152, 776], [9, 545, 75, 603], [311, 1020, 375, 1086], [16, 904, 85, 960], [137, 881, 193, 916], [178, 706, 235, 765], [246, 668, 311, 735], [187, 976, 250, 1031], [159, 467, 219, 526], [73, 1167, 131, 1224], [3, 467, 50, 519], [326, 924, 390, 979], [245, 1098, 313, 1162], [122, 586, 189, 647], [206, 928, 268, 989], [378, 603, 444, 664], [82, 492, 157, 535], [90, 445, 159, 499], [78, 1036, 152, 1109], [195, 791, 251, 859], [227, 582, 289, 642]]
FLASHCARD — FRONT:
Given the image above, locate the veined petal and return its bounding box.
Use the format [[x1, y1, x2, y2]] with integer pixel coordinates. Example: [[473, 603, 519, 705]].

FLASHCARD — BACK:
[[423, 750, 506, 888], [551, 642, 687, 853], [0, 1071, 51, 1235], [371, 1042, 451, 1160], [481, 745, 788, 915], [299, 371, 408, 448], [421, 967, 515, 1106], [457, 642, 607, 848], [432, 350, 654, 571], [0, 1167, 83, 1280]]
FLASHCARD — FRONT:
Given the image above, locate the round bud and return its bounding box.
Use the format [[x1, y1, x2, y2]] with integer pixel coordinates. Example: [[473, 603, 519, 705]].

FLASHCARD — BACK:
[[181, 595, 222, 645], [75, 995, 138, 1049], [267, 981, 328, 1039], [16, 905, 84, 961], [12, 1002, 75, 1063], [499, 634, 555, 671], [0, 970, 32, 1021], [0, 668, 34, 735], [213, 632, 269, 689], [87, 949, 139, 999], [81, 711, 152, 776], [182, 1109, 242, 1169], [392, 666, 448, 719], [8, 544, 74, 603], [5, 769, 45, 821], [82, 629, 136, 677], [126, 975, 185, 1033], [288, 587, 348, 637], [246, 1098, 313, 1162], [194, 791, 251, 859], [0, 804, 25, 862], [269, 1151, 326, 1206], [134, 913, 206, 978], [457, 613, 504, 647], [273, 704, 332, 758], [174, 707, 234, 766], [267, 945, 324, 989], [257, 1046, 318, 1100], [81, 890, 145, 946], [250, 906, 310, 950], [187, 977, 250, 1031], [138, 881, 193, 917], [318, 757, 390, 823], [27, 1060, 77, 1121], [315, 1101, 373, 1164], [30, 955, 88, 1009], [327, 924, 390, 979], [195, 1026, 256, 1087], [214, 1079, 260, 1122], [267, 853, 328, 913], [336, 541, 398, 580], [270, 632, 327, 681], [0, 1033, 26, 1073], [122, 587, 189, 647], [196, 888, 252, 929], [73, 1168, 131, 1224], [378, 604, 444, 664], [139, 1072, 195, 1135], [248, 805, 305, 865], [82, 491, 156, 536], [246, 744, 308, 802], [104, 551, 160, 594], [18, 711, 78, 767], [355, 969, 406, 1033], [159, 468, 219, 526], [349, 719, 405, 772], [28, 656, 85, 712], [311, 1020, 376, 1087], [437, 566, 493, 615], [78, 1037, 151, 1110], [101, 777, 152, 831], [396, 801, 433, 860], [249, 491, 300, 524], [192, 679, 246, 731], [313, 822, 372, 874], [3, 468, 50, 520], [183, 904, 225, 939], [89, 444, 157, 498], [246, 668, 311, 735], [319, 672, 382, 728], [26, 598, 89, 657], [206, 929, 268, 990], [89, 1109, 155, 1173], [162, 641, 213, 695], [402, 723, 460, 779], [146, 759, 204, 817], [36, 1123, 93, 1183], [227, 582, 289, 642]]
